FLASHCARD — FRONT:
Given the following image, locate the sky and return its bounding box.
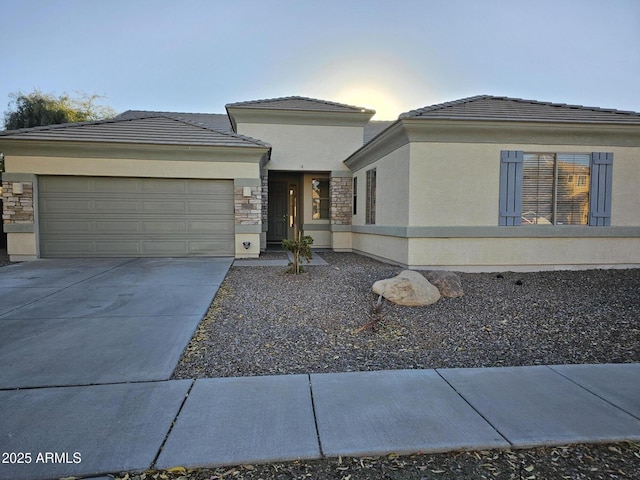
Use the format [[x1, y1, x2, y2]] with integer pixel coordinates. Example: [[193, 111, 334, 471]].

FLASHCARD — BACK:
[[1, 0, 639, 121]]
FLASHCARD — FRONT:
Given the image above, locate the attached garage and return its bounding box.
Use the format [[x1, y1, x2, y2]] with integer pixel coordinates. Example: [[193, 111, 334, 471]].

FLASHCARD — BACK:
[[0, 115, 270, 261], [38, 176, 234, 257]]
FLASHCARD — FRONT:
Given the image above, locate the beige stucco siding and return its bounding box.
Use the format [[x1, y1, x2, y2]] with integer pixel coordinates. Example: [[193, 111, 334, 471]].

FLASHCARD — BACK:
[[351, 144, 410, 227], [6, 155, 260, 179], [409, 143, 499, 226], [2, 144, 266, 260], [352, 232, 408, 266], [237, 123, 362, 172], [408, 143, 640, 228], [610, 147, 640, 226], [407, 236, 640, 271]]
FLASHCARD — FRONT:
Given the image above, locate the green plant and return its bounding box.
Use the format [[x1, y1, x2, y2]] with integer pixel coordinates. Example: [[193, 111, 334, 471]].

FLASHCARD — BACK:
[[281, 232, 313, 274]]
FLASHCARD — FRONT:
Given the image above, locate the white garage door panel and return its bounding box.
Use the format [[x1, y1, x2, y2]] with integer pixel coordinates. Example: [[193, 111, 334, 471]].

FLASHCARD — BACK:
[[39, 176, 235, 257]]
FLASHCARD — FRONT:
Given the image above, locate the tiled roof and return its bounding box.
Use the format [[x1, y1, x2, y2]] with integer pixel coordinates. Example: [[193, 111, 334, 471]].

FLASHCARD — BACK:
[[0, 115, 268, 147], [364, 120, 395, 144], [226, 96, 375, 114], [116, 110, 233, 132], [400, 95, 640, 124]]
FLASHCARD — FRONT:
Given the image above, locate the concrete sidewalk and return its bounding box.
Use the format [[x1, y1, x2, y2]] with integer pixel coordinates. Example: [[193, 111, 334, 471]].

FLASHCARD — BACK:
[[2, 364, 639, 480]]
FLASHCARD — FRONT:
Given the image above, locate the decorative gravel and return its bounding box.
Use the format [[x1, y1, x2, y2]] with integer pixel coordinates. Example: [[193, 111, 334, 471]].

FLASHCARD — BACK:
[[172, 252, 640, 379], [164, 254, 640, 478], [113, 442, 640, 480]]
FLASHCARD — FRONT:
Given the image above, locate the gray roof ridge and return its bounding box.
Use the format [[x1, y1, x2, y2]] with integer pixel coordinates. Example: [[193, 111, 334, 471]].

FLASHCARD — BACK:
[[226, 95, 375, 113], [400, 95, 640, 119], [399, 95, 490, 118], [117, 109, 226, 118], [165, 115, 269, 147]]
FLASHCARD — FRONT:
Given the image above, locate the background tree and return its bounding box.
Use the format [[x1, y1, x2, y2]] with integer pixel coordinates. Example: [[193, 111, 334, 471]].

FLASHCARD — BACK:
[[3, 90, 117, 130]]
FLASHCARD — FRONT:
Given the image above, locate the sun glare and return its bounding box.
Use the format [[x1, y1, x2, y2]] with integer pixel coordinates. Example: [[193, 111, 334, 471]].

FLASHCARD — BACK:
[[335, 85, 404, 120]]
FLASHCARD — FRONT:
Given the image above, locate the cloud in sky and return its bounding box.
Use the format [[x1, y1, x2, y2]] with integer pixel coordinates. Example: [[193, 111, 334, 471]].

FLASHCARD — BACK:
[[1, 0, 639, 121]]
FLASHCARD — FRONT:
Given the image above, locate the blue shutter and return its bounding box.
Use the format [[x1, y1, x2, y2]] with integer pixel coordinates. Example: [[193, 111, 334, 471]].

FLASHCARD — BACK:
[[589, 152, 613, 226], [499, 150, 523, 226]]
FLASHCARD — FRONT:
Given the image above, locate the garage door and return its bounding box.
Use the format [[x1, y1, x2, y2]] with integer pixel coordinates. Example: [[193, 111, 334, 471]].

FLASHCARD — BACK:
[[38, 176, 234, 257]]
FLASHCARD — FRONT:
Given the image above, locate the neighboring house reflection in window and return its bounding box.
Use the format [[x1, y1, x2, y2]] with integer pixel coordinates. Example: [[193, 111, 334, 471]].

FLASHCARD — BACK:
[[312, 178, 329, 219]]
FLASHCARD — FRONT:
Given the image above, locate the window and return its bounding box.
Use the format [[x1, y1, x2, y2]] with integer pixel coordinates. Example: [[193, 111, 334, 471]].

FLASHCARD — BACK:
[[522, 153, 590, 225], [311, 178, 329, 219], [352, 177, 357, 215], [499, 151, 613, 227], [366, 168, 376, 224]]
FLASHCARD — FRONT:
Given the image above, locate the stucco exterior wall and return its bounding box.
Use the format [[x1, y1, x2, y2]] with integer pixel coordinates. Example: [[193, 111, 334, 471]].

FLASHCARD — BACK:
[[351, 232, 408, 266], [6, 155, 260, 180], [2, 147, 266, 260], [610, 147, 640, 226], [407, 236, 640, 272], [236, 123, 362, 172], [347, 133, 640, 270], [7, 232, 37, 261], [351, 144, 410, 227], [408, 142, 640, 227]]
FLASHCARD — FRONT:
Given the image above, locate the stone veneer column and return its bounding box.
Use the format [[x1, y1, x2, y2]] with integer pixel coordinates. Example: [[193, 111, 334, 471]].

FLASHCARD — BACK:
[[330, 176, 352, 225], [2, 181, 34, 225], [234, 185, 262, 226]]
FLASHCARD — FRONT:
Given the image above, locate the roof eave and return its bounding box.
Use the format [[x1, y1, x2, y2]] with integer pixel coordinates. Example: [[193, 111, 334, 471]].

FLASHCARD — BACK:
[[226, 106, 374, 127], [344, 120, 405, 171], [0, 138, 271, 162]]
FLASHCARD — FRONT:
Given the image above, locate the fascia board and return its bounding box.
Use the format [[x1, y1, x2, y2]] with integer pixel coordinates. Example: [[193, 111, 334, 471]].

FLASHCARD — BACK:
[[344, 120, 406, 171], [400, 119, 640, 147], [0, 139, 271, 163], [226, 106, 374, 127]]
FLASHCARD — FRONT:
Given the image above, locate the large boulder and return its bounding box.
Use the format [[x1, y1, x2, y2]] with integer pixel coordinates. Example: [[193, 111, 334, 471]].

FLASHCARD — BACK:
[[372, 270, 441, 306], [424, 270, 464, 298]]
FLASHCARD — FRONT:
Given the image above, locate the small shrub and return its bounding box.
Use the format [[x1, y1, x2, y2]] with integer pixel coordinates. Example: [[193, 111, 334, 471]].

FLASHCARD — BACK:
[[282, 232, 313, 274]]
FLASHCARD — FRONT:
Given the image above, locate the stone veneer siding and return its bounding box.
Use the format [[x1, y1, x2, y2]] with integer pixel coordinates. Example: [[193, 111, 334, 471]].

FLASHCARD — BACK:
[[234, 186, 262, 226], [2, 181, 34, 224], [330, 176, 352, 225]]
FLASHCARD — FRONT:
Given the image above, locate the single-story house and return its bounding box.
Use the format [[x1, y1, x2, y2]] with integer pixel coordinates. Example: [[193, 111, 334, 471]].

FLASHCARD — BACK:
[[1, 95, 639, 271]]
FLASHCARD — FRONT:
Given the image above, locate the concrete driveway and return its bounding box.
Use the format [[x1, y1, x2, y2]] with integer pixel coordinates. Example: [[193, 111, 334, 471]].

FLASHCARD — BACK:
[[0, 257, 232, 388]]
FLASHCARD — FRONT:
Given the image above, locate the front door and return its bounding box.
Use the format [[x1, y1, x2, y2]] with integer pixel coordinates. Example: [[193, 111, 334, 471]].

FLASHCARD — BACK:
[[268, 176, 300, 243], [268, 181, 288, 242]]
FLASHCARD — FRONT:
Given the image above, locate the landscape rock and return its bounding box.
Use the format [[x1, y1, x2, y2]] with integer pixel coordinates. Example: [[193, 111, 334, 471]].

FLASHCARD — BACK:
[[425, 270, 464, 298], [372, 270, 441, 306]]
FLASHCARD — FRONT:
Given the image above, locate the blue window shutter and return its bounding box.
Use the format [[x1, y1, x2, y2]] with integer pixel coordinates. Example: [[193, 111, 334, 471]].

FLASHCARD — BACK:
[[499, 150, 523, 226], [589, 152, 613, 226]]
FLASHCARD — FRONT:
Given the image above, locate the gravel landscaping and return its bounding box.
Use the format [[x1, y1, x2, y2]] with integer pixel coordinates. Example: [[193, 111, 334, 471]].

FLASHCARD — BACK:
[[113, 442, 640, 480], [173, 252, 640, 378], [167, 252, 640, 479]]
